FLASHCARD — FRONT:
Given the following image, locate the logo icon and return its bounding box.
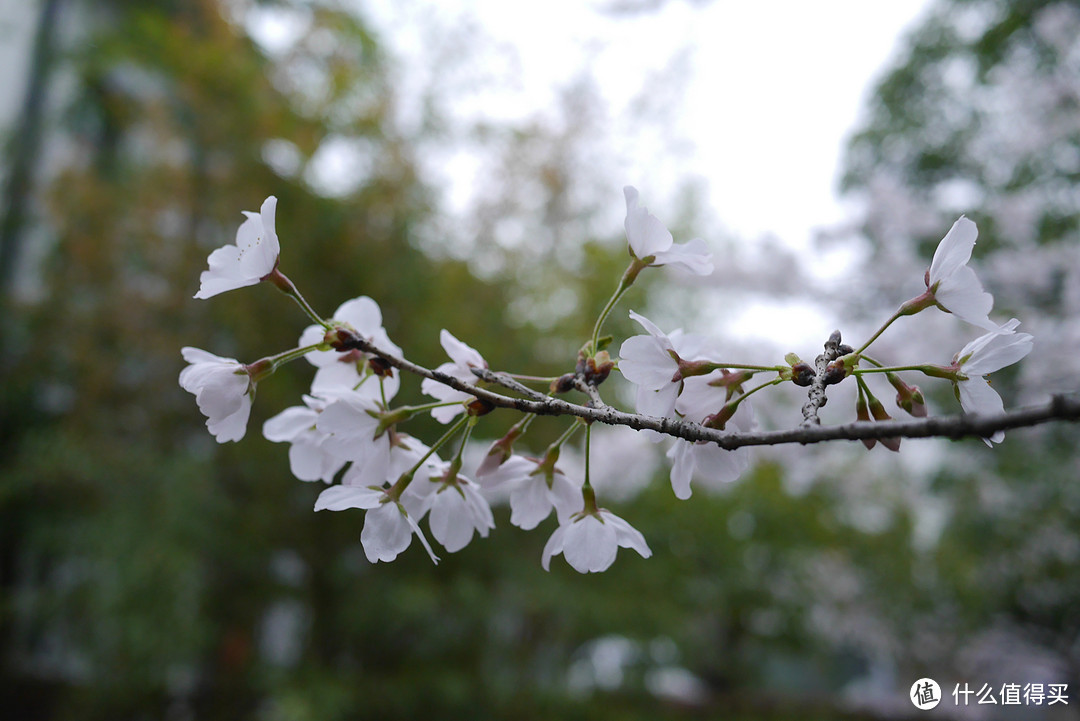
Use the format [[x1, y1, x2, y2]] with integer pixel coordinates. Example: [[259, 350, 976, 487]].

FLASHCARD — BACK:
[[911, 678, 941, 710]]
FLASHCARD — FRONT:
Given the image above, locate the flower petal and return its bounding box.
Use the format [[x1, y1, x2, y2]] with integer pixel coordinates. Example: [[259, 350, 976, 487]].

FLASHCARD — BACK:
[[263, 406, 317, 442], [509, 478, 555, 530], [929, 216, 977, 286], [563, 516, 618, 573], [957, 379, 1005, 445], [604, 511, 652, 559], [314, 484, 384, 512], [666, 440, 695, 500], [934, 265, 996, 329], [360, 502, 413, 562], [619, 335, 677, 390], [651, 238, 713, 275], [541, 524, 567, 571], [624, 186, 673, 258]]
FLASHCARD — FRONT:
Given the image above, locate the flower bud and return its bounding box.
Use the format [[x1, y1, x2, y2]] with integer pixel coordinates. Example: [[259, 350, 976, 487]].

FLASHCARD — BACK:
[[703, 402, 737, 430], [476, 423, 525, 477], [888, 373, 927, 418], [868, 396, 901, 452], [856, 393, 876, 450], [707, 369, 752, 396]]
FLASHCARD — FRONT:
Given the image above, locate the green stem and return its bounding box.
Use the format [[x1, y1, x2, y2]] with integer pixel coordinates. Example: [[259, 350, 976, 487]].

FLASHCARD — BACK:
[[854, 364, 956, 380], [591, 260, 643, 351], [396, 400, 464, 414], [705, 362, 784, 373], [854, 307, 903, 356], [266, 267, 329, 328], [453, 416, 476, 466], [246, 342, 325, 381], [549, 418, 584, 452], [390, 415, 469, 497], [582, 422, 593, 493], [730, 376, 783, 408]]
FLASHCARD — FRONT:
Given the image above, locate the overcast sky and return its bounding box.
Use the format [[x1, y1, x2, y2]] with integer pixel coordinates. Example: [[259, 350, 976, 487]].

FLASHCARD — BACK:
[[4, 0, 933, 246], [363, 0, 933, 249]]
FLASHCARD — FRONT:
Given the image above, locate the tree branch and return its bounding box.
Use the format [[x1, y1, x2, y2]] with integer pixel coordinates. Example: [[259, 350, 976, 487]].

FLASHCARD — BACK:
[[340, 334, 1079, 448], [801, 329, 842, 426]]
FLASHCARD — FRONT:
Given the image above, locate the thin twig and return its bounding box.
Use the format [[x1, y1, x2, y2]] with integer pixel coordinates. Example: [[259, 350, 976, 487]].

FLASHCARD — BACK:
[[802, 330, 842, 426], [570, 377, 607, 409], [470, 367, 549, 401]]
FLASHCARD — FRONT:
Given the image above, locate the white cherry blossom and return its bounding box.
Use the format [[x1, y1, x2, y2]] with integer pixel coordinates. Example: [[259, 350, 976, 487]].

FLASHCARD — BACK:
[[623, 186, 713, 275], [925, 216, 998, 330], [421, 330, 488, 423], [195, 196, 280, 299], [478, 454, 581, 530], [179, 347, 254, 443], [314, 484, 438, 564], [298, 295, 402, 397], [618, 311, 710, 417], [953, 318, 1034, 445], [262, 395, 346, 483], [666, 397, 755, 499], [315, 391, 393, 483], [423, 462, 495, 553], [542, 508, 652, 574]]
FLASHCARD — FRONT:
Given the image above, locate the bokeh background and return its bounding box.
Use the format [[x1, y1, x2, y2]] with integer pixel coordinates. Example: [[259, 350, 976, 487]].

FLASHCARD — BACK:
[[1, 1, 1078, 719]]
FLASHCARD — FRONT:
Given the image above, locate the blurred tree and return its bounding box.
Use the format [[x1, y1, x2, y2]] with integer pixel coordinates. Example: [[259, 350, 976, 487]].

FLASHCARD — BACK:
[[837, 0, 1080, 690], [0, 1, 749, 719]]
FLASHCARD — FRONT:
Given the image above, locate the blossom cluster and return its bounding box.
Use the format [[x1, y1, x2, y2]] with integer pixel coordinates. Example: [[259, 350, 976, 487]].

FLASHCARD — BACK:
[[179, 190, 1033, 572]]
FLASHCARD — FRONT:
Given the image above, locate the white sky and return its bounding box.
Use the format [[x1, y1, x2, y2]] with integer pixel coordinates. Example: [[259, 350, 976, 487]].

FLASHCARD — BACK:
[[362, 0, 933, 249]]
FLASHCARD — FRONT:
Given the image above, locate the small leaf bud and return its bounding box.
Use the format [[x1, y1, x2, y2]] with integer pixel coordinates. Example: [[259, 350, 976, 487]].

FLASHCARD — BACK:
[[790, 362, 816, 387], [551, 373, 576, 394], [584, 351, 614, 386], [368, 356, 394, 378], [324, 324, 360, 351], [822, 360, 847, 385], [466, 398, 496, 417]]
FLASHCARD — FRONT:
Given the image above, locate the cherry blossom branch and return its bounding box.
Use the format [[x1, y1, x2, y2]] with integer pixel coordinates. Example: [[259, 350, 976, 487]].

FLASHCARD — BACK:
[[722, 394, 1080, 448], [337, 331, 1080, 449], [181, 195, 1071, 573]]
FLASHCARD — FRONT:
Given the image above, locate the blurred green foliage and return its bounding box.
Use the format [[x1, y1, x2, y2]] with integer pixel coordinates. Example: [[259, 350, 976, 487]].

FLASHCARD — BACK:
[[2, 0, 1078, 720]]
